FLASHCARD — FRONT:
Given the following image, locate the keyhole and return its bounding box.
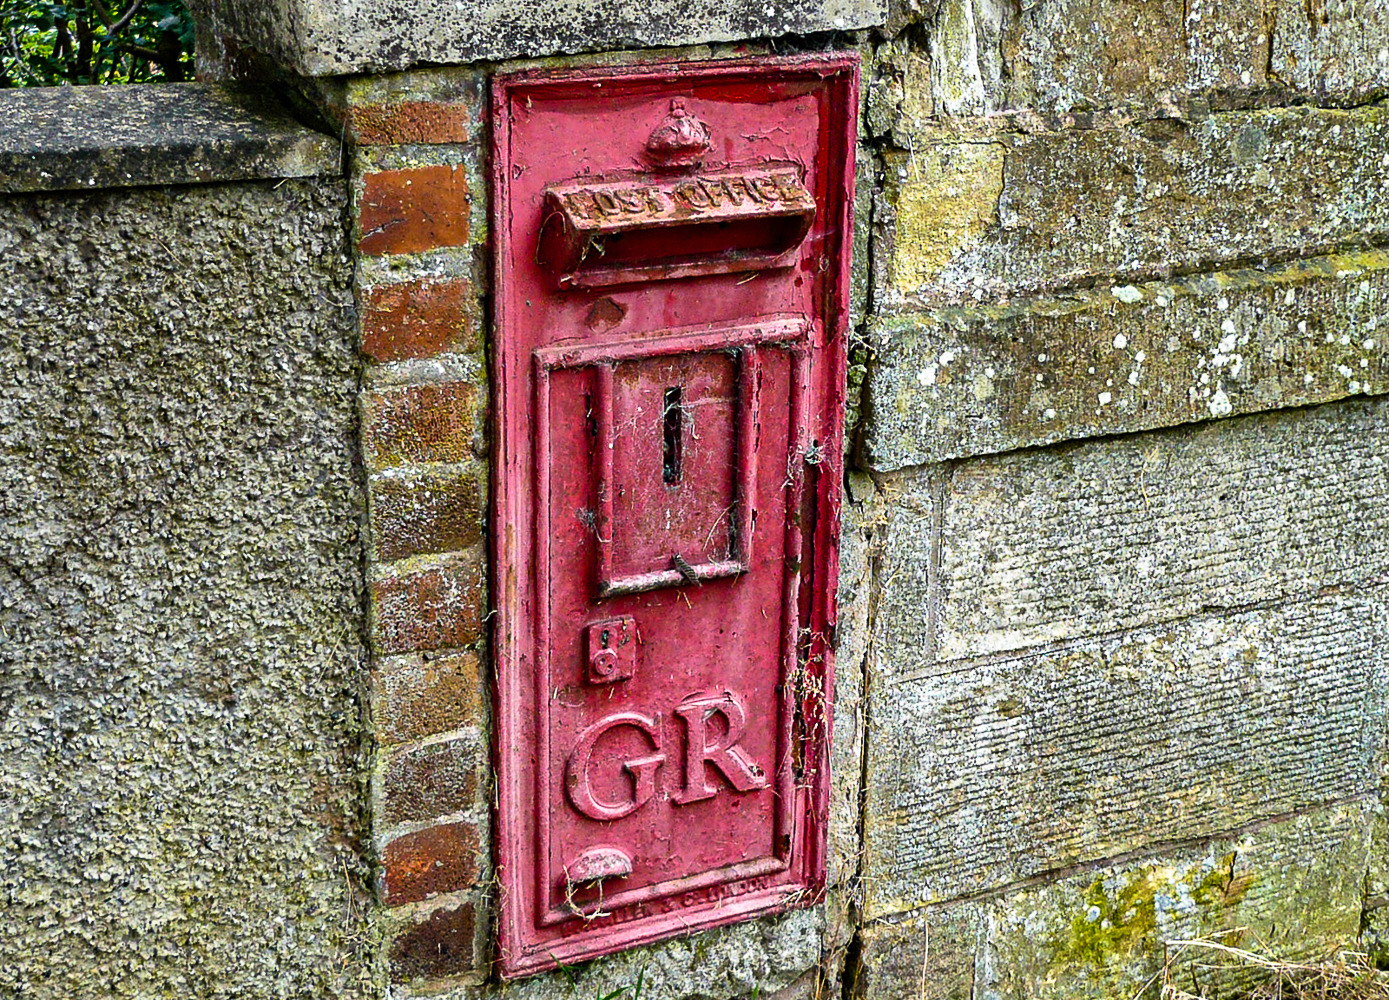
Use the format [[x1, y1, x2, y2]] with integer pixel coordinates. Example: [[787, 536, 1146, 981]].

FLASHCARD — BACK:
[[662, 387, 683, 485]]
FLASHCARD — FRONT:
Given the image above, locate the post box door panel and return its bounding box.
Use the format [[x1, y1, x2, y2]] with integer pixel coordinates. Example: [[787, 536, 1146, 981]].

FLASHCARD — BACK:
[[493, 57, 857, 977]]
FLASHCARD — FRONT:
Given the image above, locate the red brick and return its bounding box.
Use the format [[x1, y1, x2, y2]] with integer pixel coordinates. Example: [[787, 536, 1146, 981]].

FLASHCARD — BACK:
[[382, 821, 480, 905], [362, 382, 481, 469], [381, 737, 482, 825], [359, 165, 470, 256], [374, 650, 484, 746], [347, 101, 474, 145], [361, 277, 478, 362], [371, 552, 485, 655], [371, 467, 484, 563], [390, 902, 477, 981]]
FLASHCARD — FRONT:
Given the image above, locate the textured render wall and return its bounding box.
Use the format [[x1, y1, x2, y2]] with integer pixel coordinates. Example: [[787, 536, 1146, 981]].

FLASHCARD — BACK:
[[0, 178, 369, 997], [850, 0, 1389, 996]]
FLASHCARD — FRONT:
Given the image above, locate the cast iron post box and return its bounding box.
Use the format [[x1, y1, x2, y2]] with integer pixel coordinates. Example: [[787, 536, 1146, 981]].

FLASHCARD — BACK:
[[492, 55, 857, 977]]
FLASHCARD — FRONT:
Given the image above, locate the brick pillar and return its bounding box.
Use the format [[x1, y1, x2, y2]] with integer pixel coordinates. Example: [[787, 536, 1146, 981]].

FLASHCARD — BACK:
[[325, 70, 494, 987]]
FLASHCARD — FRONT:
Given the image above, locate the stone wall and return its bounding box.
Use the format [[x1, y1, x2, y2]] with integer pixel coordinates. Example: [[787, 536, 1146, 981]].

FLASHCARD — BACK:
[[3, 0, 1388, 997]]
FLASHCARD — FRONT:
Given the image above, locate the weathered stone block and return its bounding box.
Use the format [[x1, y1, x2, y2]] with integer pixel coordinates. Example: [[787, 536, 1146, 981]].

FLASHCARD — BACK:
[[854, 905, 980, 1000], [361, 276, 480, 362], [362, 382, 483, 469], [881, 103, 1389, 306], [358, 165, 470, 256], [913, 400, 1389, 659], [373, 650, 485, 747], [383, 821, 481, 906], [862, 251, 1389, 469], [978, 803, 1374, 998], [379, 734, 484, 826], [863, 592, 1389, 913], [371, 549, 487, 655], [370, 465, 485, 562], [1269, 0, 1389, 106]]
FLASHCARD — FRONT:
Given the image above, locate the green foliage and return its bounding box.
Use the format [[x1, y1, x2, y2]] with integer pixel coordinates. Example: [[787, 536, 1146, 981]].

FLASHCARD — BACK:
[[0, 0, 193, 86]]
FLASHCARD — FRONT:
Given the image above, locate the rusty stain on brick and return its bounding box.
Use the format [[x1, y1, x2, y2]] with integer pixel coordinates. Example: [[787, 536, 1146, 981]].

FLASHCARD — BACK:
[[362, 277, 478, 361], [359, 165, 470, 256], [347, 101, 474, 145], [383, 821, 481, 905]]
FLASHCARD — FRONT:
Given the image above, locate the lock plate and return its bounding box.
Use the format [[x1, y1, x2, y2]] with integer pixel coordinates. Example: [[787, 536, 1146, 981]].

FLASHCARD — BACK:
[[585, 617, 636, 685]]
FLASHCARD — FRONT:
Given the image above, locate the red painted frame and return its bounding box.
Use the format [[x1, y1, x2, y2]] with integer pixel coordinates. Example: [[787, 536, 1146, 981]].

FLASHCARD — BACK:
[[491, 54, 858, 978]]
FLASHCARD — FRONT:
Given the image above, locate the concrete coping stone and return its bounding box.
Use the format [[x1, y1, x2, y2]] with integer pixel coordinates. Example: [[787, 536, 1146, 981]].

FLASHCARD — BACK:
[[0, 82, 339, 194]]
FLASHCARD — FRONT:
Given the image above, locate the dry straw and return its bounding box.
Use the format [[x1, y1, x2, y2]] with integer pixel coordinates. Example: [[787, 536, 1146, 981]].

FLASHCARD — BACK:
[[1146, 937, 1389, 1000]]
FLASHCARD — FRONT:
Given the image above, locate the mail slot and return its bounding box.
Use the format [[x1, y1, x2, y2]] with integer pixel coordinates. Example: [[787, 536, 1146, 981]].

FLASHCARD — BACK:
[[492, 55, 858, 977]]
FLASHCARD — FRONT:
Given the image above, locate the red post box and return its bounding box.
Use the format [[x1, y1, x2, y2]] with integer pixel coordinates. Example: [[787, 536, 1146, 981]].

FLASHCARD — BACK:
[[492, 55, 858, 977]]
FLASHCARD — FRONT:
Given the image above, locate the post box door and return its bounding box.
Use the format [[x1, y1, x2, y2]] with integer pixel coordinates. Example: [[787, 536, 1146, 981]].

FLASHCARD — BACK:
[[493, 56, 857, 977]]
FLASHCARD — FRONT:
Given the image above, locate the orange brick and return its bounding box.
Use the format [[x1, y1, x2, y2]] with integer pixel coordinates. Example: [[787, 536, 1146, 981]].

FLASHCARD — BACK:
[[373, 650, 484, 746], [348, 101, 474, 145], [390, 901, 477, 980], [362, 277, 478, 362], [362, 382, 481, 469], [382, 821, 480, 905], [359, 165, 470, 256], [371, 553, 485, 655]]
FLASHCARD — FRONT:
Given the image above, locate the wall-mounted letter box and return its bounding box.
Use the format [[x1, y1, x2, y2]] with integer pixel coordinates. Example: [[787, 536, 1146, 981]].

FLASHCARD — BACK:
[[492, 56, 857, 977]]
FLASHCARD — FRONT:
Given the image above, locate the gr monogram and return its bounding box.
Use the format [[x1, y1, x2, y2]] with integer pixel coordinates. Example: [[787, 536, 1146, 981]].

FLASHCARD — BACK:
[[564, 693, 767, 822]]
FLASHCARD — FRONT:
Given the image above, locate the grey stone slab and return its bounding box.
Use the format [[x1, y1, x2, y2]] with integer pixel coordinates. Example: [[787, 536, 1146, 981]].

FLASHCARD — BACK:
[[0, 179, 364, 996], [859, 803, 1373, 995], [880, 102, 1389, 307], [0, 83, 338, 194], [882, 399, 1389, 661], [861, 251, 1389, 470], [978, 803, 1373, 998], [863, 592, 1389, 915], [199, 0, 886, 76]]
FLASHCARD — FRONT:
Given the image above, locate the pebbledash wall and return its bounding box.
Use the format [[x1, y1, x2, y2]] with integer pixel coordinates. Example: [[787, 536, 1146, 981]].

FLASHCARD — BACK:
[[3, 0, 1389, 997]]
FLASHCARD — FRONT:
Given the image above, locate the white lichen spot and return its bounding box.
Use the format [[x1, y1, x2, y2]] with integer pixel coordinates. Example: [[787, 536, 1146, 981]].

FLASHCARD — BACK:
[[1087, 366, 1096, 374], [1298, 320, 1308, 334], [1350, 380, 1363, 393], [917, 365, 938, 386], [1217, 332, 1237, 354], [1284, 288, 1296, 305], [1111, 285, 1143, 304], [1038, 353, 1048, 363], [1043, 408, 1057, 420], [1240, 69, 1252, 85], [1337, 364, 1354, 379], [1113, 333, 1128, 350], [1135, 350, 1147, 363], [940, 350, 956, 365], [1035, 373, 1045, 382], [1208, 387, 1233, 417], [1365, 339, 1377, 350], [1128, 370, 1141, 386], [1361, 358, 1370, 369], [1217, 296, 1229, 311], [1098, 391, 1113, 405], [984, 366, 996, 379], [1220, 318, 1236, 335]]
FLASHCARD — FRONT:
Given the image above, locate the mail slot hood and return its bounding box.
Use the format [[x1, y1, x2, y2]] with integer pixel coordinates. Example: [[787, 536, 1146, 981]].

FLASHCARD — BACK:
[[539, 166, 816, 287]]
